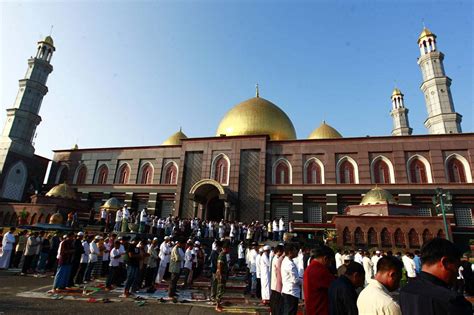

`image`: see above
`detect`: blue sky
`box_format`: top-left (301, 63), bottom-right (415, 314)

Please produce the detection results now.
top-left (1, 0), bottom-right (472, 158)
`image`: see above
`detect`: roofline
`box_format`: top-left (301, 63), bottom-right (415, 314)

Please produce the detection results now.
top-left (52, 132), bottom-right (474, 153)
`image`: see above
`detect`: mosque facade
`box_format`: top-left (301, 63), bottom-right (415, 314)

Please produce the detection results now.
top-left (1, 29), bottom-right (473, 249)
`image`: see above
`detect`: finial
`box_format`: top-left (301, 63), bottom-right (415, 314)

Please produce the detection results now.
top-left (49, 25), bottom-right (54, 36)
top-left (322, 120), bottom-right (326, 124)
top-left (179, 126), bottom-right (182, 132)
top-left (255, 83), bottom-right (259, 98)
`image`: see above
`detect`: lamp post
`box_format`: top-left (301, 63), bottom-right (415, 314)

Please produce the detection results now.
top-left (432, 188), bottom-right (452, 242)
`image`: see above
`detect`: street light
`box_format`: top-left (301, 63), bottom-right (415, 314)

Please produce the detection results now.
top-left (432, 187), bottom-right (452, 242)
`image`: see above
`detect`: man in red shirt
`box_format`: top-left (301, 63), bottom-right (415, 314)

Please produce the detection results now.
top-left (303, 245), bottom-right (336, 315)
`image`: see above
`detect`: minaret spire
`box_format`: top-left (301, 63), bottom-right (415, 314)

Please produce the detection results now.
top-left (390, 87), bottom-right (412, 136)
top-left (255, 83), bottom-right (259, 98)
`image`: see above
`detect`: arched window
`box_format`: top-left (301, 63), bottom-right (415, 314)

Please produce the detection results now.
top-left (368, 228), bottom-right (377, 246)
top-left (140, 164), bottom-right (153, 184)
top-left (117, 164), bottom-right (130, 184)
top-left (45, 214), bottom-right (52, 224)
top-left (304, 159), bottom-right (323, 184)
top-left (273, 159), bottom-right (291, 185)
top-left (372, 157), bottom-right (393, 184)
top-left (354, 227), bottom-right (364, 245)
top-left (213, 155), bottom-right (230, 185)
top-left (408, 229), bottom-right (420, 248)
top-left (381, 228), bottom-right (391, 247)
top-left (437, 229), bottom-right (445, 239)
top-left (1, 161), bottom-right (28, 201)
top-left (343, 227), bottom-right (351, 245)
top-left (10, 213), bottom-right (17, 226)
top-left (337, 157), bottom-right (358, 184)
top-left (394, 228), bottom-right (405, 248)
top-left (75, 165), bottom-right (87, 184)
top-left (163, 162), bottom-right (178, 185)
top-left (57, 166), bottom-right (69, 184)
top-left (408, 156), bottom-right (432, 183)
top-left (447, 157), bottom-right (467, 183)
top-left (422, 229), bottom-right (432, 244)
top-left (96, 165), bottom-right (108, 184)
top-left (30, 213), bottom-right (37, 225)
top-left (38, 213), bottom-right (44, 224)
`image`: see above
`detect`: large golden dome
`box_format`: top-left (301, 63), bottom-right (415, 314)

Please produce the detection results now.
top-left (308, 121), bottom-right (342, 139)
top-left (360, 187), bottom-right (397, 206)
top-left (162, 129), bottom-right (187, 145)
top-left (216, 96), bottom-right (296, 140)
top-left (46, 183), bottom-right (78, 199)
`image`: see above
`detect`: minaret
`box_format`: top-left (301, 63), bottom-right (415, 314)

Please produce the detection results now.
top-left (417, 27), bottom-right (462, 134)
top-left (390, 88), bottom-right (412, 136)
top-left (0, 36), bottom-right (55, 159)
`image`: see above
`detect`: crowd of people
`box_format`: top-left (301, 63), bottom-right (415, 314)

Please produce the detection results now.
top-left (0, 210), bottom-right (473, 314)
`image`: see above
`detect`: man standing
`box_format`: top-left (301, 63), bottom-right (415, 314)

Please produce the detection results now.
top-left (402, 252), bottom-right (417, 283)
top-left (270, 244), bottom-right (285, 315)
top-left (328, 261), bottom-right (365, 315)
top-left (209, 240), bottom-right (222, 304)
top-left (52, 232), bottom-right (75, 292)
top-left (247, 242), bottom-right (258, 297)
top-left (114, 208), bottom-right (123, 232)
top-left (183, 240), bottom-right (194, 289)
top-left (123, 238), bottom-right (142, 298)
top-left (69, 232), bottom-right (84, 287)
top-left (413, 250), bottom-right (421, 276)
top-left (75, 235), bottom-right (90, 284)
top-left (0, 227), bottom-right (16, 269)
top-left (155, 236), bottom-right (171, 283)
top-left (168, 239), bottom-right (185, 299)
top-left (354, 249), bottom-right (363, 265)
top-left (21, 231), bottom-right (39, 275)
top-left (400, 238), bottom-right (471, 315)
top-left (278, 217), bottom-right (285, 241)
top-left (304, 246), bottom-right (336, 315)
top-left (139, 208), bottom-right (147, 233)
top-left (105, 240), bottom-right (122, 290)
top-left (334, 248), bottom-right (343, 270)
top-left (281, 243), bottom-right (300, 315)
top-left (362, 251), bottom-right (374, 285)
top-left (100, 208), bottom-right (107, 226)
top-left (255, 247), bottom-right (262, 299)
top-left (371, 250), bottom-right (381, 275)
top-left (121, 205), bottom-right (130, 233)
top-left (260, 245), bottom-right (271, 305)
top-left (272, 219), bottom-right (279, 241)
top-left (357, 256), bottom-right (403, 315)
top-left (215, 242), bottom-right (230, 312)
top-left (13, 230), bottom-right (27, 268)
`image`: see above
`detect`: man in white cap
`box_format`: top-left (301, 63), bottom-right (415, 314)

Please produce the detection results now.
top-left (0, 227), bottom-right (16, 269)
top-left (84, 235), bottom-right (101, 282)
top-left (260, 245), bottom-right (271, 305)
top-left (155, 236), bottom-right (171, 283)
top-left (372, 250), bottom-right (382, 275)
top-left (139, 208), bottom-right (148, 233)
top-left (114, 208), bottom-right (123, 232)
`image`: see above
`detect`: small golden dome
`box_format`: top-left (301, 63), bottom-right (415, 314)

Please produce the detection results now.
top-left (216, 96), bottom-right (296, 140)
top-left (101, 197), bottom-right (122, 210)
top-left (46, 183), bottom-right (78, 199)
top-left (417, 27), bottom-right (436, 43)
top-left (392, 88), bottom-right (402, 97)
top-left (360, 187), bottom-right (397, 206)
top-left (49, 213), bottom-right (64, 225)
top-left (44, 36), bottom-right (54, 46)
top-left (308, 121), bottom-right (343, 139)
top-left (162, 129), bottom-right (187, 145)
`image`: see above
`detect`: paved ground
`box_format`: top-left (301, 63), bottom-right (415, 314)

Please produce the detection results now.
top-left (0, 269), bottom-right (269, 315)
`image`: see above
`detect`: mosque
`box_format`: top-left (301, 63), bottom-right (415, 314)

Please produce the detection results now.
top-left (0, 28), bottom-right (473, 250)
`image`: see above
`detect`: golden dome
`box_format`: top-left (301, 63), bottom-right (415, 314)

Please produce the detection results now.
top-left (360, 187), bottom-right (397, 206)
top-left (44, 36), bottom-right (54, 46)
top-left (216, 96), bottom-right (296, 140)
top-left (101, 197), bottom-right (122, 210)
top-left (417, 27), bottom-right (436, 43)
top-left (46, 183), bottom-right (78, 199)
top-left (49, 213), bottom-right (64, 225)
top-left (308, 121), bottom-right (342, 139)
top-left (162, 129), bottom-right (187, 145)
top-left (392, 88), bottom-right (402, 97)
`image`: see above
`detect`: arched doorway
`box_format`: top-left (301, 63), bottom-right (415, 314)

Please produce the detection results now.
top-left (189, 179), bottom-right (231, 221)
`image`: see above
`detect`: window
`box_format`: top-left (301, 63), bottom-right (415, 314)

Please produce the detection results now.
top-left (409, 158), bottom-right (428, 183)
top-left (305, 159), bottom-right (322, 184)
top-left (354, 227), bottom-right (364, 245)
top-left (273, 159), bottom-right (291, 184)
top-left (447, 158), bottom-right (467, 183)
top-left (417, 208), bottom-right (432, 217)
top-left (394, 228), bottom-right (405, 247)
top-left (408, 229), bottom-right (420, 248)
top-left (381, 228), bottom-right (391, 247)
top-left (140, 164), bottom-right (153, 184)
top-left (213, 155), bottom-right (229, 185)
top-left (454, 208), bottom-right (473, 227)
top-left (343, 227), bottom-right (351, 245)
top-left (96, 165), bottom-right (108, 184)
top-left (117, 164), bottom-right (130, 184)
top-left (337, 157), bottom-right (358, 184)
top-left (422, 229), bottom-right (433, 244)
top-left (373, 159), bottom-right (391, 184)
top-left (163, 162), bottom-right (178, 185)
top-left (368, 228), bottom-right (377, 246)
top-left (76, 165), bottom-right (87, 184)
top-left (304, 204), bottom-right (322, 223)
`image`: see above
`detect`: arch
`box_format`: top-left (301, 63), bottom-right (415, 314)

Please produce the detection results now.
top-left (422, 229), bottom-right (433, 244)
top-left (55, 164), bottom-right (69, 184)
top-left (336, 156), bottom-right (359, 184)
top-left (30, 213), bottom-right (37, 225)
top-left (162, 161), bottom-right (178, 185)
top-left (367, 227), bottom-right (377, 246)
top-left (211, 154), bottom-right (230, 186)
top-left (371, 155), bottom-right (395, 184)
top-left (272, 158), bottom-right (292, 184)
top-left (437, 229), bottom-right (445, 238)
top-left (95, 164), bottom-right (109, 184)
top-left (304, 157), bottom-right (325, 184)
top-left (38, 213), bottom-right (44, 224)
top-left (10, 212), bottom-right (17, 226)
top-left (394, 228), bottom-right (405, 248)
top-left (189, 178), bottom-right (226, 196)
top-left (445, 154), bottom-right (472, 183)
top-left (342, 227), bottom-right (351, 245)
top-left (381, 228), bottom-right (391, 247)
top-left (354, 227), bottom-right (364, 245)
top-left (74, 164), bottom-right (88, 184)
top-left (139, 163), bottom-right (154, 184)
top-left (408, 229), bottom-right (420, 248)
top-left (45, 213), bottom-right (52, 224)
top-left (116, 163), bottom-right (131, 184)
top-left (407, 155), bottom-right (433, 183)
top-left (1, 161), bottom-right (28, 201)
top-left (3, 212), bottom-right (10, 226)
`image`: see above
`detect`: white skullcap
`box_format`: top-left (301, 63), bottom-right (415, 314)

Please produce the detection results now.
top-left (263, 245), bottom-right (271, 251)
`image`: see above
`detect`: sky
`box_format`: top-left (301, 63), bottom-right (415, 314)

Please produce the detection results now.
top-left (0, 0), bottom-right (472, 159)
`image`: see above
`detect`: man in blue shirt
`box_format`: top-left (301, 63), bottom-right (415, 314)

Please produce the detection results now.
top-left (413, 250), bottom-right (421, 275)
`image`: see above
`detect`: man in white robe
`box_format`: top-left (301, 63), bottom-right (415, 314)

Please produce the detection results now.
top-left (260, 245), bottom-right (271, 304)
top-left (0, 227), bottom-right (16, 269)
top-left (155, 236), bottom-right (171, 283)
